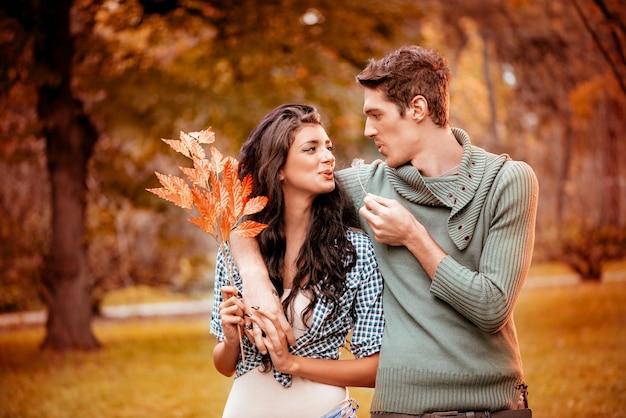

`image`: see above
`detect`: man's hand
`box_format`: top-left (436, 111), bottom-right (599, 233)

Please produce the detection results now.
top-left (251, 309), bottom-right (296, 374)
top-left (360, 193), bottom-right (446, 279)
top-left (242, 285), bottom-right (295, 352)
top-left (360, 193), bottom-right (419, 246)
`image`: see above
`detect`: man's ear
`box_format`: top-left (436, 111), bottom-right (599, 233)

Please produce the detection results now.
top-left (410, 95), bottom-right (428, 122)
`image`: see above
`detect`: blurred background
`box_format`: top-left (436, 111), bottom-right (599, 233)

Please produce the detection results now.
top-left (0, 0), bottom-right (626, 418)
top-left (0, 0), bottom-right (625, 412)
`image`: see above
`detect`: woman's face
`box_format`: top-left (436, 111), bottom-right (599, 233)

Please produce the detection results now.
top-left (279, 124), bottom-right (336, 200)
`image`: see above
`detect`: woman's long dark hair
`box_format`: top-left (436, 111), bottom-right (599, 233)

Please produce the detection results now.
top-left (239, 104), bottom-right (359, 332)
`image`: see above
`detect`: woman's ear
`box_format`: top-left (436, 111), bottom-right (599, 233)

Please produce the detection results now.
top-left (278, 168), bottom-right (285, 181)
top-left (410, 95), bottom-right (428, 122)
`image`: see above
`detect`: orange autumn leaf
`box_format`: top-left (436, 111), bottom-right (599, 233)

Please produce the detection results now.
top-left (220, 206), bottom-right (233, 242)
top-left (241, 173), bottom-right (253, 201)
top-left (147, 172), bottom-right (193, 209)
top-left (243, 196), bottom-right (268, 216)
top-left (188, 216), bottom-right (216, 235)
top-left (191, 186), bottom-right (218, 227)
top-left (179, 131), bottom-right (207, 159)
top-left (223, 159), bottom-right (243, 218)
top-left (161, 137), bottom-right (191, 158)
top-left (233, 220), bottom-right (270, 238)
top-left (188, 128), bottom-right (215, 144)
top-left (209, 145), bottom-right (225, 174)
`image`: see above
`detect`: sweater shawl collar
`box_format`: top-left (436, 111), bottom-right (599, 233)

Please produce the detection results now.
top-left (384, 128), bottom-right (508, 250)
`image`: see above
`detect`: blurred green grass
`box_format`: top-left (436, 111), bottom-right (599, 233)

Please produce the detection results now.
top-left (1, 280), bottom-right (625, 418)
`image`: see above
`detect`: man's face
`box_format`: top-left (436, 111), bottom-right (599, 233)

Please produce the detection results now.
top-left (362, 88), bottom-right (417, 168)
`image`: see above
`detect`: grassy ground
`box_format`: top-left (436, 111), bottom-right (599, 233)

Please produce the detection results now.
top-left (1, 280), bottom-right (625, 418)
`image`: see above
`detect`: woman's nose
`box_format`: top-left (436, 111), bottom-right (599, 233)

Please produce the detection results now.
top-left (321, 147), bottom-right (335, 163)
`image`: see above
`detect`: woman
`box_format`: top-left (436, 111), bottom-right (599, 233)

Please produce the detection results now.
top-left (210, 104), bottom-right (384, 418)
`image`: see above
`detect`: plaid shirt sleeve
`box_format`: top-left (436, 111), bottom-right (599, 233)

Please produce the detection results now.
top-left (210, 248), bottom-right (229, 342)
top-left (344, 229), bottom-right (385, 358)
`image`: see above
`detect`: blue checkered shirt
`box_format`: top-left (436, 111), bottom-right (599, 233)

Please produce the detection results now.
top-left (210, 228), bottom-right (385, 388)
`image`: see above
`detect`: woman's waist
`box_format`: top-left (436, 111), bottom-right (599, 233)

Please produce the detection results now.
top-left (224, 368), bottom-right (347, 417)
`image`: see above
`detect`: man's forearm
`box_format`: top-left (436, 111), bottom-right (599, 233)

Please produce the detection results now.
top-left (229, 233), bottom-right (271, 291)
top-left (404, 219), bottom-right (446, 280)
top-left (229, 233), bottom-right (296, 347)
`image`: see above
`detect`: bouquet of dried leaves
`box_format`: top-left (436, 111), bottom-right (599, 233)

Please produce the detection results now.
top-left (147, 128), bottom-right (268, 362)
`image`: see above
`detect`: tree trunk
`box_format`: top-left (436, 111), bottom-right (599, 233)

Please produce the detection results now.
top-left (35, 0), bottom-right (100, 350)
top-left (602, 97), bottom-right (621, 227)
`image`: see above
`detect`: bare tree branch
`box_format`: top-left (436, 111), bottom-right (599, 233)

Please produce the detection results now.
top-left (571, 0), bottom-right (626, 97)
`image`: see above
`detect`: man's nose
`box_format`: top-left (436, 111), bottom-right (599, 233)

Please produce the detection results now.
top-left (364, 119), bottom-right (377, 138)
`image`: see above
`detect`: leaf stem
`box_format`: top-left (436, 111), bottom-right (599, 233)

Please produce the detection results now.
top-left (219, 243), bottom-right (246, 366)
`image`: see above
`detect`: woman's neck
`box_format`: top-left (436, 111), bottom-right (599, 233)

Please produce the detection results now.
top-left (281, 196), bottom-right (312, 288)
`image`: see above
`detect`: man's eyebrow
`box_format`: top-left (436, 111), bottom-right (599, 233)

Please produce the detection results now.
top-left (364, 107), bottom-right (379, 115)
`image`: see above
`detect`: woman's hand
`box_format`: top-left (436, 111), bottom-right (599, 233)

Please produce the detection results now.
top-left (219, 286), bottom-right (245, 348)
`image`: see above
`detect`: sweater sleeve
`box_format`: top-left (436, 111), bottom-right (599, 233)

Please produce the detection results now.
top-left (430, 161), bottom-right (539, 333)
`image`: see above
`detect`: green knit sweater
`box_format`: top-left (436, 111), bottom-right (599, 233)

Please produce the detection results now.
top-left (337, 128), bottom-right (539, 414)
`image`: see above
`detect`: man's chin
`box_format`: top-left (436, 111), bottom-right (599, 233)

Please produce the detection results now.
top-left (384, 157), bottom-right (399, 168)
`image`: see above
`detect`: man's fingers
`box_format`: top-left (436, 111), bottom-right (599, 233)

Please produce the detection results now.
top-left (278, 316), bottom-right (296, 346)
top-left (251, 315), bottom-right (284, 356)
top-left (269, 290), bottom-right (296, 345)
top-left (250, 323), bottom-right (267, 353)
top-left (257, 289), bottom-right (296, 346)
top-left (251, 309), bottom-right (295, 349)
top-left (363, 193), bottom-right (391, 210)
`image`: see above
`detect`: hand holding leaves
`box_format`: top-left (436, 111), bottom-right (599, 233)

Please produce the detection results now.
top-left (147, 128), bottom-right (268, 364)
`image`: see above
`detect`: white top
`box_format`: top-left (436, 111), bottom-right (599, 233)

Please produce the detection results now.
top-left (221, 290), bottom-right (347, 418)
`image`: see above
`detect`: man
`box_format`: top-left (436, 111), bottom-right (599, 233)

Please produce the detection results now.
top-left (232, 46), bottom-right (538, 417)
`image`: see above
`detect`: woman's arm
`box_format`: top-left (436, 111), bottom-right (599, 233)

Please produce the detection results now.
top-left (212, 286), bottom-right (245, 377)
top-left (276, 353), bottom-right (379, 388)
top-left (252, 309), bottom-right (379, 387)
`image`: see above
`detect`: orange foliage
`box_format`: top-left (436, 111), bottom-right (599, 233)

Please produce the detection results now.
top-left (147, 127), bottom-right (268, 363)
top-left (147, 128), bottom-right (268, 244)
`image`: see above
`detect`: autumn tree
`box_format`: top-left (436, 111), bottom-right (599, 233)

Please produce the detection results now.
top-left (0, 0), bottom-right (426, 350)
top-left (0, 0), bottom-right (101, 349)
top-left (4, 0), bottom-right (623, 353)
top-left (432, 0), bottom-right (626, 280)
